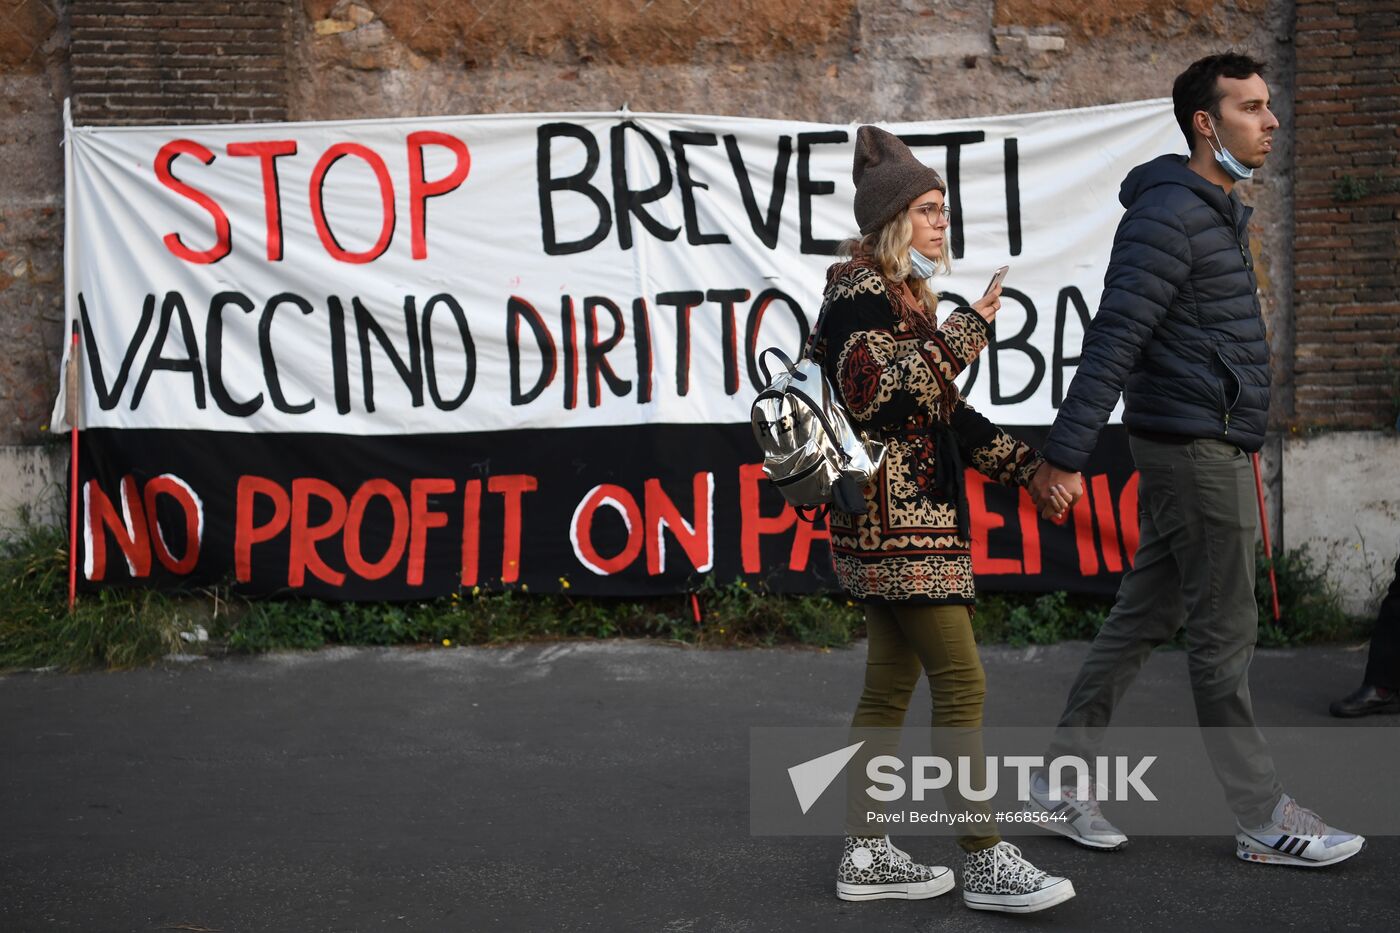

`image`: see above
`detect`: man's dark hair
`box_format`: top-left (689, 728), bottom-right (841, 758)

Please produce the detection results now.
top-left (1172, 52), bottom-right (1268, 148)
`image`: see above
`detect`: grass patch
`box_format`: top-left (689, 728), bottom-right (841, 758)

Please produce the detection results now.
top-left (1255, 543), bottom-right (1359, 647)
top-left (223, 578), bottom-right (868, 654)
top-left (974, 591), bottom-right (1111, 647)
top-left (0, 523), bottom-right (1367, 672)
top-left (0, 525), bottom-right (186, 671)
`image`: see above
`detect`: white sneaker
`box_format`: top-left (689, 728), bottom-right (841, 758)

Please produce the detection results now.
top-left (1236, 794), bottom-right (1365, 868)
top-left (836, 835), bottom-right (955, 901)
top-left (1025, 771), bottom-right (1128, 851)
top-left (962, 841), bottom-right (1075, 913)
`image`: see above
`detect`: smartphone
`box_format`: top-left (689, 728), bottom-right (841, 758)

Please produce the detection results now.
top-left (983, 265), bottom-right (1010, 296)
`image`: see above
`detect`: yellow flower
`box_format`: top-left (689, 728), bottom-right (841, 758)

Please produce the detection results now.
top-left (472, 586), bottom-right (481, 596)
top-left (521, 583), bottom-right (529, 592)
top-left (559, 576), bottom-right (571, 590)
top-left (442, 639), bottom-right (452, 647)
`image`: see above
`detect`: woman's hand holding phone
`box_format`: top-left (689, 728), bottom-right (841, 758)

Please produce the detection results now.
top-left (970, 265), bottom-right (1009, 323)
top-left (971, 284), bottom-right (1002, 323)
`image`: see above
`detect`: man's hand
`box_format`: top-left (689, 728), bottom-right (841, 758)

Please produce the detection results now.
top-left (1030, 462), bottom-right (1084, 521)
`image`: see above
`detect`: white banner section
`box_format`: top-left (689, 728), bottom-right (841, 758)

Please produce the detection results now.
top-left (53, 100), bottom-right (1178, 435)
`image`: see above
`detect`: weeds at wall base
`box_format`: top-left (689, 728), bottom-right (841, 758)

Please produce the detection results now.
top-left (0, 525), bottom-right (1367, 672)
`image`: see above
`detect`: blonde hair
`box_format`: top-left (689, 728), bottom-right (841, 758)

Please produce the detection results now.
top-left (839, 209), bottom-right (952, 315)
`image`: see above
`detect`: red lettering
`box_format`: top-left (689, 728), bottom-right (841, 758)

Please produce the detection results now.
top-left (227, 140), bottom-right (298, 261)
top-left (156, 140), bottom-right (231, 264)
top-left (406, 131), bottom-right (471, 260)
top-left (1119, 472), bottom-right (1141, 566)
top-left (488, 475), bottom-right (537, 584)
top-left (84, 476), bottom-right (151, 581)
top-left (142, 474), bottom-right (202, 575)
top-left (407, 478), bottom-right (455, 586)
top-left (644, 472), bottom-right (714, 575)
top-left (572, 484), bottom-right (643, 575)
top-left (738, 462), bottom-right (795, 573)
top-left (789, 513), bottom-right (829, 572)
top-left (289, 478), bottom-right (348, 587)
top-left (343, 479), bottom-right (409, 581)
top-left (461, 478), bottom-right (482, 587)
top-left (1090, 473), bottom-right (1123, 573)
top-left (235, 476), bottom-right (290, 583)
top-left (966, 472), bottom-right (1021, 575)
top-left (1070, 488), bottom-right (1098, 576)
top-left (1016, 486), bottom-right (1043, 575)
top-left (309, 143), bottom-right (395, 264)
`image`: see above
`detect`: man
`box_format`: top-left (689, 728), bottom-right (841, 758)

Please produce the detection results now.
top-left (1330, 549), bottom-right (1400, 717)
top-left (1023, 52), bottom-right (1364, 867)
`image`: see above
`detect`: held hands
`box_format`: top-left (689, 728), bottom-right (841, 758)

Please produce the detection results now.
top-left (1030, 462), bottom-right (1084, 521)
top-left (970, 284), bottom-right (1002, 323)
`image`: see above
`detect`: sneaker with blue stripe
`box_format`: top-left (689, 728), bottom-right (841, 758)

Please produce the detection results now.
top-left (1236, 794), bottom-right (1365, 868)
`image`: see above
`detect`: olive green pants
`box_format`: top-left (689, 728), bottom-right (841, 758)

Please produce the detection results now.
top-left (845, 602), bottom-right (1000, 852)
top-left (1045, 435), bottom-right (1283, 826)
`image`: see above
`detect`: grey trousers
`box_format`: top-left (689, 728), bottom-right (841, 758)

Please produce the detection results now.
top-left (1045, 435), bottom-right (1284, 828)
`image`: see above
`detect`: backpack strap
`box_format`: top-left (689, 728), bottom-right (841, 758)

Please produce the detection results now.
top-left (784, 384), bottom-right (854, 468)
top-left (757, 347), bottom-right (797, 385)
top-left (802, 299), bottom-right (832, 361)
top-left (806, 262), bottom-right (882, 359)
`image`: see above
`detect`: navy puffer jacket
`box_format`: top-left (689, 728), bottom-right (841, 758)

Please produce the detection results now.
top-left (1040, 154), bottom-right (1270, 472)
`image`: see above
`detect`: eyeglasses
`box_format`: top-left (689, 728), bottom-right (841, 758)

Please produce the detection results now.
top-left (911, 203), bottom-right (951, 225)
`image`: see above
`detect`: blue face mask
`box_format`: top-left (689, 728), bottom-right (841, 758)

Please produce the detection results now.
top-left (1206, 114), bottom-right (1253, 181)
top-left (908, 247), bottom-right (938, 280)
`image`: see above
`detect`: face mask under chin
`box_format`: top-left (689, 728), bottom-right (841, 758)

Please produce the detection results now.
top-left (907, 247), bottom-right (938, 279)
top-left (1206, 114), bottom-right (1254, 181)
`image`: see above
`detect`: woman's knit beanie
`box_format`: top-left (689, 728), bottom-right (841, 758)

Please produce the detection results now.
top-left (852, 125), bottom-right (945, 236)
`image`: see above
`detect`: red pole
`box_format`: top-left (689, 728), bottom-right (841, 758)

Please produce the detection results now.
top-left (1251, 452), bottom-right (1281, 623)
top-left (67, 323), bottom-right (80, 613)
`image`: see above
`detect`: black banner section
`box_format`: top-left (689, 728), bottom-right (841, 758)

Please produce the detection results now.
top-left (74, 425), bottom-right (1137, 600)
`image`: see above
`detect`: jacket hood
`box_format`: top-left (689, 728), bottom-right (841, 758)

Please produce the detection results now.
top-left (1119, 154), bottom-right (1247, 229)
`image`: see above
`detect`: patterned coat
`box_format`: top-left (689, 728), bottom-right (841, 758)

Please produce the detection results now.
top-left (813, 257), bottom-right (1045, 605)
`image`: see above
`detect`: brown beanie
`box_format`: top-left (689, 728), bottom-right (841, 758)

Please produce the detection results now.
top-left (852, 125), bottom-right (945, 236)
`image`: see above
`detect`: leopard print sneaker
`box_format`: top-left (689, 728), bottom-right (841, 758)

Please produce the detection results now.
top-left (962, 841), bottom-right (1075, 913)
top-left (836, 835), bottom-right (955, 901)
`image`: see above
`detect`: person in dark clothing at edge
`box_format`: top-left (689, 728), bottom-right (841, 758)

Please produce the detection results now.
top-left (1330, 549), bottom-right (1400, 717)
top-left (1020, 52), bottom-right (1365, 867)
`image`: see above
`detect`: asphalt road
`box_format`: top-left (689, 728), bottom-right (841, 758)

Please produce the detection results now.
top-left (2, 638), bottom-right (1395, 932)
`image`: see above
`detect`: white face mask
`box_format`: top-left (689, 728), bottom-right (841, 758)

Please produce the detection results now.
top-left (1205, 114), bottom-right (1254, 181)
top-left (908, 247), bottom-right (938, 279)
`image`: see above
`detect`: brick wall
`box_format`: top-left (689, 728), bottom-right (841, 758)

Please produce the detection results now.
top-left (0, 0), bottom-right (1302, 448)
top-left (70, 0), bottom-right (290, 125)
top-left (1292, 0), bottom-right (1400, 429)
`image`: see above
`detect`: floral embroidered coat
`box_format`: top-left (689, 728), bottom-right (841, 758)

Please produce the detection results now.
top-left (813, 257), bottom-right (1045, 605)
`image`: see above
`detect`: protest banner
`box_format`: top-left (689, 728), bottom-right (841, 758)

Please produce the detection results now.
top-left (53, 100), bottom-right (1177, 597)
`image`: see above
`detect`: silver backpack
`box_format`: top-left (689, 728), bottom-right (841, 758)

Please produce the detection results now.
top-left (750, 325), bottom-right (887, 521)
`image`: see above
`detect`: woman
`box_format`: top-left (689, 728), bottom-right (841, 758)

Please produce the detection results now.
top-left (818, 126), bottom-right (1074, 913)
